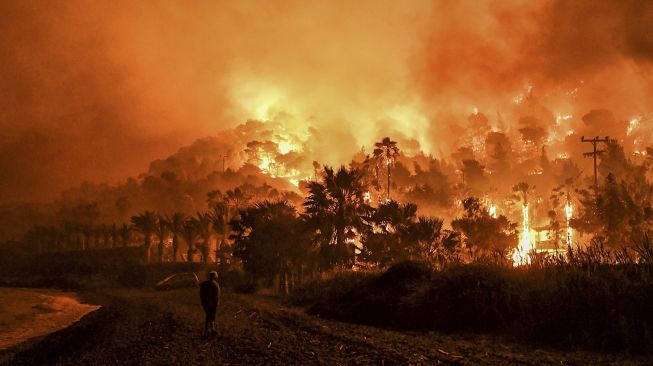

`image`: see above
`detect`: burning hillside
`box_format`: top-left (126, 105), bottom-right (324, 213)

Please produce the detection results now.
top-left (0, 0), bottom-right (652, 264)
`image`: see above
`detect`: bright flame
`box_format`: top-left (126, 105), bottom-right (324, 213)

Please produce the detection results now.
top-left (627, 116), bottom-right (641, 136)
top-left (555, 114), bottom-right (573, 125)
top-left (512, 204), bottom-right (533, 266)
top-left (489, 204), bottom-right (497, 218)
top-left (258, 155), bottom-right (275, 173)
top-left (278, 140), bottom-right (295, 154)
top-left (565, 201), bottom-right (573, 246)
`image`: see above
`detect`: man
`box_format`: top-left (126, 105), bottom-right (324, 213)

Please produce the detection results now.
top-left (199, 270), bottom-right (221, 337)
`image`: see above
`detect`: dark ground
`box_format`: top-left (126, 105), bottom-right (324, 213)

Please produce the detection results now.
top-left (1, 288), bottom-right (651, 366)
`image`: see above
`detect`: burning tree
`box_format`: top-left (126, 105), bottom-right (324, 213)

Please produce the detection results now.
top-left (451, 197), bottom-right (518, 259)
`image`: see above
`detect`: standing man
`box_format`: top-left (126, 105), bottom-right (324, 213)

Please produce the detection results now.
top-left (199, 271), bottom-right (221, 337)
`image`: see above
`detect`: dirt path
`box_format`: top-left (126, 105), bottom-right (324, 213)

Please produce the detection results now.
top-left (2, 288), bottom-right (650, 365)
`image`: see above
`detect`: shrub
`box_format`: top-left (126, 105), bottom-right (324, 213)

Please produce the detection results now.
top-left (298, 260), bottom-right (653, 353)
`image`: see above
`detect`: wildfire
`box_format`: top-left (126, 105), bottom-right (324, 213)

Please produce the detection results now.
top-left (277, 140), bottom-right (296, 154)
top-left (488, 204), bottom-right (497, 218)
top-left (250, 137), bottom-right (306, 188)
top-left (512, 204), bottom-right (533, 266)
top-left (258, 155), bottom-right (276, 173)
top-left (565, 201), bottom-right (573, 246)
top-left (627, 116), bottom-right (641, 136)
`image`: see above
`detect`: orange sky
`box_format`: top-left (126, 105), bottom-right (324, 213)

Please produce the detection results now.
top-left (1, 0), bottom-right (651, 203)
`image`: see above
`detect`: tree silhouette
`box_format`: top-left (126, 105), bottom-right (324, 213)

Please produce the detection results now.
top-left (130, 211), bottom-right (157, 263)
top-left (153, 214), bottom-right (170, 262)
top-left (303, 166), bottom-right (372, 270)
top-left (195, 212), bottom-right (213, 263)
top-left (181, 218), bottom-right (200, 262)
top-left (373, 137), bottom-right (400, 200)
top-left (211, 202), bottom-right (232, 264)
top-left (412, 216), bottom-right (445, 266)
top-left (231, 200), bottom-right (309, 292)
top-left (164, 212), bottom-right (186, 262)
top-left (451, 197), bottom-right (518, 257)
top-left (119, 223), bottom-right (132, 247)
top-left (362, 200), bottom-right (418, 266)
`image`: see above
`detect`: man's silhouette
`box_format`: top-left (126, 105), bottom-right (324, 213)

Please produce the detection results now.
top-left (199, 271), bottom-right (221, 337)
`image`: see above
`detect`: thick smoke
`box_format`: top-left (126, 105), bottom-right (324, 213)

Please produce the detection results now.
top-left (1, 0), bottom-right (651, 206)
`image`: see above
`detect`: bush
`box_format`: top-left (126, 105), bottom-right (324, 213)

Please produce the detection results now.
top-left (298, 261), bottom-right (653, 353)
top-left (288, 270), bottom-right (376, 307)
top-left (304, 261), bottom-right (431, 327)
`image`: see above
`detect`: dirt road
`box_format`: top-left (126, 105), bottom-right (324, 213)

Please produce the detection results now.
top-left (2, 288), bottom-right (650, 365)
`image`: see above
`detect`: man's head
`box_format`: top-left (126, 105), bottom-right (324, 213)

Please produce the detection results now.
top-left (208, 271), bottom-right (218, 281)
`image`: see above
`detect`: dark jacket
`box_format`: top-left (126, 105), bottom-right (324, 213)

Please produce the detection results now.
top-left (199, 279), bottom-right (220, 309)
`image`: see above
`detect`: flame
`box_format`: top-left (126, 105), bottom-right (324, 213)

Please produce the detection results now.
top-left (278, 140), bottom-right (296, 154)
top-left (258, 155), bottom-right (276, 173)
top-left (627, 116), bottom-right (641, 136)
top-left (489, 204), bottom-right (497, 218)
top-left (512, 204), bottom-right (533, 266)
top-left (555, 114), bottom-right (573, 125)
top-left (565, 201), bottom-right (573, 246)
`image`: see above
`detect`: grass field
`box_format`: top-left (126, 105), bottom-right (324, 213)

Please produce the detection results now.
top-left (1, 287), bottom-right (651, 365)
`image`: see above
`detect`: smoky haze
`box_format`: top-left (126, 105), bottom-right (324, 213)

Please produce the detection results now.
top-left (1, 0), bottom-right (651, 204)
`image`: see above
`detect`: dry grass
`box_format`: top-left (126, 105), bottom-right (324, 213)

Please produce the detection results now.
top-left (2, 288), bottom-right (651, 365)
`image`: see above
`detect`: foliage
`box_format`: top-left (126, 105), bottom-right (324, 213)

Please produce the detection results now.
top-left (299, 246), bottom-right (653, 353)
top-left (303, 166), bottom-right (372, 270)
top-left (373, 137), bottom-right (400, 200)
top-left (130, 211), bottom-right (157, 262)
top-left (451, 197), bottom-right (517, 255)
top-left (231, 200), bottom-right (311, 289)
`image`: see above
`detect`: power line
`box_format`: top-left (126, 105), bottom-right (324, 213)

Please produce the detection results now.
top-left (580, 136), bottom-right (609, 187)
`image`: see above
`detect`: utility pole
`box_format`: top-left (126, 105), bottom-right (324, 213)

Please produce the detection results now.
top-left (222, 153), bottom-right (228, 173)
top-left (581, 136), bottom-right (609, 186)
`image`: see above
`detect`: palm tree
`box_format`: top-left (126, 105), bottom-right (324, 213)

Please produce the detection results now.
top-left (131, 211), bottom-right (157, 263)
top-left (412, 216), bottom-right (444, 266)
top-left (110, 223), bottom-right (118, 249)
top-left (303, 166), bottom-right (372, 269)
top-left (368, 200), bottom-right (418, 264)
top-left (211, 202), bottom-right (231, 264)
top-left (231, 200), bottom-right (309, 293)
top-left (225, 187), bottom-right (252, 209)
top-left (119, 223), bottom-right (132, 247)
top-left (181, 218), bottom-right (200, 262)
top-left (195, 212), bottom-right (213, 263)
top-left (373, 137), bottom-right (400, 200)
top-left (153, 215), bottom-right (170, 262)
top-left (164, 213), bottom-right (186, 262)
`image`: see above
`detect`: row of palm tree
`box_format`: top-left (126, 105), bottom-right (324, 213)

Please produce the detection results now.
top-left (129, 203), bottom-right (243, 264)
top-left (21, 164), bottom-right (463, 271)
